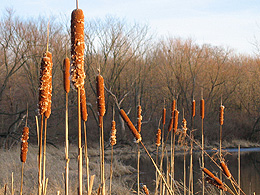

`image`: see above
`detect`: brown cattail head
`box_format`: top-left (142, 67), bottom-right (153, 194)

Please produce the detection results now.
top-left (39, 51), bottom-right (53, 116)
top-left (137, 105), bottom-right (142, 133)
top-left (202, 167), bottom-right (223, 186)
top-left (167, 117), bottom-right (174, 132)
top-left (156, 128), bottom-right (161, 147)
top-left (219, 105), bottom-right (225, 125)
top-left (220, 161), bottom-right (231, 179)
top-left (64, 57), bottom-right (70, 93)
top-left (96, 74), bottom-right (106, 117)
top-left (173, 110), bottom-right (179, 133)
top-left (200, 99), bottom-right (205, 119)
top-left (162, 108), bottom-right (166, 125)
top-left (142, 185), bottom-right (149, 195)
top-left (192, 100), bottom-right (195, 117)
top-left (110, 120), bottom-right (117, 146)
top-left (21, 126), bottom-right (29, 163)
top-left (80, 87), bottom-right (88, 121)
top-left (171, 99), bottom-right (176, 117)
top-left (120, 109), bottom-right (142, 143)
top-left (71, 9), bottom-right (85, 89)
top-left (205, 177), bottom-right (227, 191)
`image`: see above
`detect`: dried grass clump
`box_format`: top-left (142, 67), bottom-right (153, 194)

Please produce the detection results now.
top-left (71, 9), bottom-right (85, 89)
top-left (21, 127), bottom-right (29, 163)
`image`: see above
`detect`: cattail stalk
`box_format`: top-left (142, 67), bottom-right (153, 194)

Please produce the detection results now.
top-left (109, 120), bottom-right (116, 195)
top-left (238, 145), bottom-right (241, 195)
top-left (38, 115), bottom-right (43, 195)
top-left (200, 93), bottom-right (205, 195)
top-left (137, 105), bottom-right (142, 195)
top-left (170, 99), bottom-right (175, 192)
top-left (219, 102), bottom-right (224, 195)
top-left (20, 126), bottom-right (29, 195)
top-left (155, 128), bottom-right (161, 195)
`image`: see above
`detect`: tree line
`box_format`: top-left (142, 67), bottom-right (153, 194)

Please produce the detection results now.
top-left (0, 9), bottom-right (260, 148)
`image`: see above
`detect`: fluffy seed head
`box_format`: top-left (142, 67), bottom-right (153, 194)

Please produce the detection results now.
top-left (110, 120), bottom-right (117, 146)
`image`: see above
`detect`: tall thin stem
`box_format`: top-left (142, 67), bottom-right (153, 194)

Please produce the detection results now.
top-left (238, 145), bottom-right (240, 195)
top-left (84, 121), bottom-right (89, 192)
top-left (20, 163), bottom-right (24, 195)
top-left (109, 146), bottom-right (114, 195)
top-left (78, 88), bottom-right (83, 195)
top-left (38, 115), bottom-right (44, 195)
top-left (137, 143), bottom-right (140, 195)
top-left (42, 118), bottom-right (48, 193)
top-left (65, 92), bottom-right (69, 195)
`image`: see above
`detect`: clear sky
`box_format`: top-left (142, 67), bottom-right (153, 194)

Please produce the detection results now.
top-left (2, 0), bottom-right (260, 55)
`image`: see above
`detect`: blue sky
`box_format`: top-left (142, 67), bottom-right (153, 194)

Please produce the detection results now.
top-left (2, 0), bottom-right (260, 55)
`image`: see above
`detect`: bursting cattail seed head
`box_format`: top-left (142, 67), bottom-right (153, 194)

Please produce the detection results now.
top-left (162, 108), bottom-right (166, 125)
top-left (137, 105), bottom-right (142, 133)
top-left (80, 87), bottom-right (88, 122)
top-left (192, 100), bottom-right (195, 117)
top-left (71, 9), bottom-right (85, 89)
top-left (219, 105), bottom-right (225, 125)
top-left (63, 57), bottom-right (70, 93)
top-left (120, 109), bottom-right (142, 143)
top-left (200, 99), bottom-right (205, 119)
top-left (156, 128), bottom-right (161, 147)
top-left (110, 120), bottom-right (117, 146)
top-left (96, 74), bottom-right (106, 117)
top-left (39, 51), bottom-right (53, 116)
top-left (21, 126), bottom-right (29, 163)
top-left (142, 185), bottom-right (149, 195)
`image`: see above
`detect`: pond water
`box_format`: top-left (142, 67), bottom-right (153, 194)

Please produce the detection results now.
top-left (123, 147), bottom-right (260, 194)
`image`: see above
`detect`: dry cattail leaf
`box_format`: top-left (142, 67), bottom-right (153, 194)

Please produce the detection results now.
top-left (173, 110), bottom-right (179, 133)
top-left (142, 185), bottom-right (149, 195)
top-left (200, 99), bottom-right (205, 119)
top-left (162, 108), bottom-right (166, 125)
top-left (120, 109), bottom-right (142, 143)
top-left (110, 120), bottom-right (117, 146)
top-left (80, 87), bottom-right (88, 122)
top-left (137, 105), bottom-right (142, 133)
top-left (156, 128), bottom-right (161, 147)
top-left (63, 57), bottom-right (70, 93)
top-left (21, 127), bottom-right (29, 163)
top-left (71, 9), bottom-right (85, 89)
top-left (39, 54), bottom-right (52, 115)
top-left (219, 105), bottom-right (225, 125)
top-left (96, 74), bottom-right (106, 117)
top-left (220, 161), bottom-right (231, 179)
top-left (192, 100), bottom-right (195, 117)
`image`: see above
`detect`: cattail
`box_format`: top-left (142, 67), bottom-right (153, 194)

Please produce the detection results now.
top-left (205, 177), bottom-right (227, 191)
top-left (192, 100), bottom-right (195, 117)
top-left (71, 8), bottom-right (85, 89)
top-left (202, 168), bottom-right (223, 186)
top-left (162, 108), bottom-right (166, 125)
top-left (142, 185), bottom-right (149, 195)
top-left (96, 74), bottom-right (106, 117)
top-left (173, 110), bottom-right (179, 133)
top-left (64, 57), bottom-right (70, 93)
top-left (200, 99), bottom-right (205, 119)
top-left (80, 87), bottom-right (88, 122)
top-left (156, 128), bottom-right (161, 147)
top-left (44, 51), bottom-right (53, 119)
top-left (137, 105), bottom-right (142, 133)
top-left (167, 117), bottom-right (174, 132)
top-left (39, 51), bottom-right (53, 115)
top-left (220, 161), bottom-right (231, 179)
top-left (110, 120), bottom-right (117, 146)
top-left (120, 109), bottom-right (142, 143)
top-left (171, 100), bottom-right (176, 117)
top-left (21, 127), bottom-right (29, 163)
top-left (219, 105), bottom-right (224, 125)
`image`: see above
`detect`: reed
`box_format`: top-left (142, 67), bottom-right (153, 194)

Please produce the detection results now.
top-left (189, 99), bottom-right (195, 195)
top-left (200, 92), bottom-right (205, 195)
